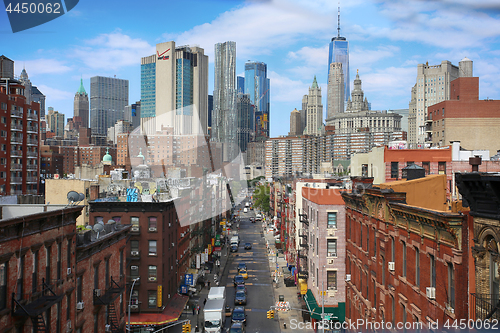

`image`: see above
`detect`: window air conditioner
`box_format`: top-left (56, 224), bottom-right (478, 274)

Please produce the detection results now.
top-left (131, 251), bottom-right (139, 256)
top-left (130, 304), bottom-right (139, 310)
top-left (131, 266), bottom-right (138, 270)
top-left (426, 287), bottom-right (436, 299)
top-left (131, 226), bottom-right (139, 232)
top-left (388, 262), bottom-right (395, 271)
top-left (149, 276), bottom-right (157, 282)
top-left (346, 274), bottom-right (351, 282)
top-left (149, 227), bottom-right (157, 232)
top-left (95, 289), bottom-right (102, 297)
top-left (67, 268), bottom-right (71, 275)
top-left (105, 324), bottom-right (111, 332)
top-left (76, 301), bottom-right (84, 310)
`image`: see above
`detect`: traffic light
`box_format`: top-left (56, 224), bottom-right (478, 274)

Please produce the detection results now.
top-left (182, 322), bottom-right (191, 333)
top-left (267, 310), bottom-right (274, 319)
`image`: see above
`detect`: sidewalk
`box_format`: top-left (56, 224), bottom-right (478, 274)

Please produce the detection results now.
top-left (263, 224), bottom-right (314, 333)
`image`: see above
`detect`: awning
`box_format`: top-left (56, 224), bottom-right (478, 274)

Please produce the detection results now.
top-left (303, 289), bottom-right (345, 322)
top-left (129, 294), bottom-right (188, 326)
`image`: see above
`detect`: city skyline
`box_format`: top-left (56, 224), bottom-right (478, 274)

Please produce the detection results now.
top-left (2, 0), bottom-right (500, 137)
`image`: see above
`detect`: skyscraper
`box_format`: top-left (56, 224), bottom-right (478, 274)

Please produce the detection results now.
top-left (327, 6), bottom-right (349, 112)
top-left (326, 62), bottom-right (344, 121)
top-left (303, 76), bottom-right (323, 136)
top-left (90, 76), bottom-right (129, 136)
top-left (244, 61), bottom-right (270, 139)
top-left (74, 78), bottom-right (89, 129)
top-left (289, 108), bottom-right (301, 136)
top-left (140, 42), bottom-right (208, 136)
top-left (213, 41), bottom-right (237, 161)
top-left (407, 59), bottom-right (472, 148)
top-left (18, 66), bottom-right (46, 119)
top-left (236, 93), bottom-right (255, 153)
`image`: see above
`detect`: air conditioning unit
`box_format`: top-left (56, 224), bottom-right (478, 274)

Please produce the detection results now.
top-left (149, 276), bottom-right (157, 282)
top-left (131, 251), bottom-right (139, 256)
top-left (67, 268), bottom-right (71, 275)
top-left (328, 259), bottom-right (334, 264)
top-left (105, 324), bottom-right (111, 332)
top-left (388, 262), bottom-right (395, 271)
top-left (328, 252), bottom-right (336, 258)
top-left (95, 289), bottom-right (102, 297)
top-left (131, 266), bottom-right (139, 270)
top-left (130, 304), bottom-right (139, 310)
top-left (346, 274), bottom-right (351, 282)
top-left (171, 266), bottom-right (173, 270)
top-left (327, 229), bottom-right (335, 236)
top-left (131, 226), bottom-right (139, 232)
top-left (426, 287), bottom-right (436, 299)
top-left (169, 223), bottom-right (171, 227)
top-left (66, 321), bottom-right (71, 332)
top-left (149, 227), bottom-right (157, 232)
top-left (76, 301), bottom-right (84, 310)
top-left (172, 243), bottom-right (175, 247)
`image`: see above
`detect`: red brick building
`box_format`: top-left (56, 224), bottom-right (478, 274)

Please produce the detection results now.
top-left (342, 175), bottom-right (470, 331)
top-left (40, 145), bottom-right (63, 179)
top-left (88, 201), bottom-right (191, 329)
top-left (426, 76), bottom-right (500, 156)
top-left (0, 75), bottom-right (40, 195)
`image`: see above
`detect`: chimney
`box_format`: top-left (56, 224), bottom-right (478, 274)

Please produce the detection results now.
top-left (469, 155), bottom-right (482, 172)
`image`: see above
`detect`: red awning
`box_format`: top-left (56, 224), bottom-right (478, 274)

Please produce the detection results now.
top-left (130, 294), bottom-right (188, 326)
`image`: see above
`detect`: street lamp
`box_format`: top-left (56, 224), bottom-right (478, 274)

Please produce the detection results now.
top-left (128, 277), bottom-right (140, 332)
top-left (322, 265), bottom-right (325, 333)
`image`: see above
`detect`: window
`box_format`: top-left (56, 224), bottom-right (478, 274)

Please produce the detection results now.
top-left (148, 217), bottom-right (157, 230)
top-left (402, 304), bottom-right (407, 333)
top-left (438, 162), bottom-right (446, 175)
top-left (94, 264), bottom-right (99, 289)
top-left (148, 291), bottom-right (157, 308)
top-left (57, 242), bottom-right (62, 280)
top-left (327, 212), bottom-right (337, 229)
top-left (66, 294), bottom-right (71, 320)
top-left (46, 246), bottom-right (51, 282)
top-left (391, 162), bottom-right (399, 179)
top-left (402, 241), bottom-right (406, 277)
top-left (0, 263), bottom-right (6, 310)
top-left (149, 240), bottom-right (157, 256)
top-left (131, 217), bottom-right (139, 227)
top-left (327, 239), bottom-right (337, 257)
top-left (448, 263), bottom-right (455, 309)
top-left (362, 164), bottom-right (368, 177)
top-left (360, 224), bottom-right (363, 249)
top-left (77, 275), bottom-right (83, 302)
top-left (327, 271), bottom-right (337, 290)
top-left (112, 216), bottom-right (121, 224)
top-left (131, 240), bottom-right (139, 251)
top-left (415, 248), bottom-right (420, 287)
top-left (367, 227), bottom-right (370, 254)
top-left (105, 259), bottom-right (110, 288)
top-left (391, 237), bottom-right (395, 262)
top-left (32, 250), bottom-right (39, 293)
top-left (67, 239), bottom-right (71, 275)
top-left (391, 294), bottom-right (395, 326)
top-left (131, 290), bottom-right (138, 305)
top-left (373, 279), bottom-right (377, 307)
top-left (148, 265), bottom-right (157, 280)
top-left (422, 162), bottom-right (430, 175)
top-left (120, 250), bottom-right (124, 277)
top-left (94, 216), bottom-right (104, 224)
top-left (374, 232), bottom-right (377, 258)
top-left (430, 255), bottom-right (436, 288)
top-left (382, 255), bottom-right (386, 287)
top-left (130, 265), bottom-right (139, 278)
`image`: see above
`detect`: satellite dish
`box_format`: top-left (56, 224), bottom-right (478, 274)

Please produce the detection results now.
top-left (93, 223), bottom-right (104, 232)
top-left (67, 191), bottom-right (80, 203)
top-left (78, 193), bottom-right (85, 201)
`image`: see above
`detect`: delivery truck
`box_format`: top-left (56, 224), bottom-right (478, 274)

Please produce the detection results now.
top-left (203, 298), bottom-right (225, 333)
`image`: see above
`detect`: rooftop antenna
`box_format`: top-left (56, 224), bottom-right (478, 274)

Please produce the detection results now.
top-left (337, 2), bottom-right (341, 38)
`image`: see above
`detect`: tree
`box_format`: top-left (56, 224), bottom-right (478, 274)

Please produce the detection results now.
top-left (253, 184), bottom-right (270, 213)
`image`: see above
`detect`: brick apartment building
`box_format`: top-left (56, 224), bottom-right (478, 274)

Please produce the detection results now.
top-left (426, 76), bottom-right (500, 156)
top-left (300, 185), bottom-right (346, 325)
top-left (88, 201), bottom-right (194, 329)
top-left (0, 72), bottom-right (40, 195)
top-left (0, 205), bottom-right (129, 333)
top-left (342, 175), bottom-right (470, 331)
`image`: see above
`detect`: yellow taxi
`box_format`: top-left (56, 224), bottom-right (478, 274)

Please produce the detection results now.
top-left (239, 269), bottom-right (248, 279)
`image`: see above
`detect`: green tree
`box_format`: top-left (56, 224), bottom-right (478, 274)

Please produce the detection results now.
top-left (253, 184), bottom-right (270, 213)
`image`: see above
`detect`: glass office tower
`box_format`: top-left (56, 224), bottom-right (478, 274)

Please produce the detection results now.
top-left (244, 61), bottom-right (269, 139)
top-left (328, 37), bottom-right (349, 109)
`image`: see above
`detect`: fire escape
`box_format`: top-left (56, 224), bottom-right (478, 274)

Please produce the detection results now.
top-left (12, 278), bottom-right (64, 333)
top-left (93, 276), bottom-right (125, 333)
top-left (298, 212), bottom-right (309, 280)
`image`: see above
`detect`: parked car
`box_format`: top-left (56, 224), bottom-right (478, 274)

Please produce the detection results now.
top-left (231, 306), bottom-right (247, 325)
top-left (229, 322), bottom-right (246, 333)
top-left (237, 263), bottom-right (247, 271)
top-left (239, 269), bottom-right (248, 279)
top-left (233, 275), bottom-right (245, 286)
top-left (244, 243), bottom-right (252, 250)
top-left (234, 290), bottom-right (247, 305)
top-left (235, 284), bottom-right (247, 294)
top-left (231, 244), bottom-right (238, 252)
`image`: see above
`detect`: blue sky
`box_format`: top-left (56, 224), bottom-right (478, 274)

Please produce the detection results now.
top-left (2, 0), bottom-right (500, 137)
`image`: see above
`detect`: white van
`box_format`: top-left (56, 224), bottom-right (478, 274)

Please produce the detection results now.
top-left (243, 208), bottom-right (248, 213)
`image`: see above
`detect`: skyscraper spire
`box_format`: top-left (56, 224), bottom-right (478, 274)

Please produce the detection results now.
top-left (337, 2), bottom-right (341, 38)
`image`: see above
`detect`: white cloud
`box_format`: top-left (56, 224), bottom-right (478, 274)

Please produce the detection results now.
top-left (37, 85), bottom-right (74, 102)
top-left (286, 45), bottom-right (329, 79)
top-left (71, 31), bottom-right (155, 70)
top-left (268, 70), bottom-right (309, 103)
top-left (15, 59), bottom-right (71, 76)
top-left (171, 0), bottom-right (333, 61)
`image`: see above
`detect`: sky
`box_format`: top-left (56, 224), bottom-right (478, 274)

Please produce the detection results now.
top-left (2, 0), bottom-right (500, 137)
